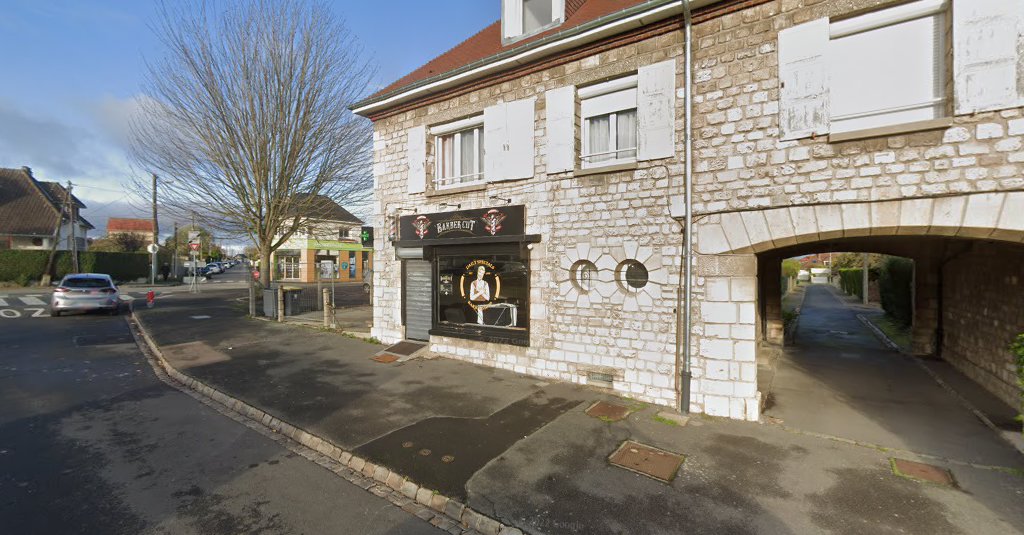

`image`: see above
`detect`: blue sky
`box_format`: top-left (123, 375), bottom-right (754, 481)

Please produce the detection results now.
top-left (0, 0), bottom-right (498, 232)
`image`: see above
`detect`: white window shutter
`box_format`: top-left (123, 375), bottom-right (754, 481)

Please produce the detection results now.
top-left (953, 0), bottom-right (1024, 114)
top-left (778, 18), bottom-right (829, 140)
top-left (545, 86), bottom-right (576, 173)
top-left (406, 126), bottom-right (426, 194)
top-left (637, 59), bottom-right (676, 161)
top-left (502, 0), bottom-right (523, 39)
top-left (485, 98), bottom-right (536, 181)
top-left (484, 102), bottom-right (507, 181)
top-left (504, 97), bottom-right (536, 180)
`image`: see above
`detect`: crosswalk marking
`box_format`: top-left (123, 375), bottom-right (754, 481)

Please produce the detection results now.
top-left (19, 296), bottom-right (47, 306)
top-left (0, 298), bottom-right (7, 307)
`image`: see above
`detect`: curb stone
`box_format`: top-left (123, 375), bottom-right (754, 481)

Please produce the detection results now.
top-left (126, 312), bottom-right (521, 535)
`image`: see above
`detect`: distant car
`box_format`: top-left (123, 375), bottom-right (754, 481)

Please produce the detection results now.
top-left (207, 263), bottom-right (223, 274)
top-left (50, 273), bottom-right (120, 317)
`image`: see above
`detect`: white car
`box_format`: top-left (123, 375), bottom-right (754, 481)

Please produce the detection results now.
top-left (50, 273), bottom-right (120, 316)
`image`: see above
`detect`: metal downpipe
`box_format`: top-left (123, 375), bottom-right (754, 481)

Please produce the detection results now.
top-left (679, 0), bottom-right (694, 413)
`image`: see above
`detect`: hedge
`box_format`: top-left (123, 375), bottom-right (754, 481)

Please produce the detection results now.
top-left (879, 256), bottom-right (914, 326)
top-left (838, 268), bottom-right (864, 300)
top-left (0, 250), bottom-right (152, 284)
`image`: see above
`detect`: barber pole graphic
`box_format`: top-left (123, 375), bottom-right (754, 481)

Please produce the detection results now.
top-left (412, 215), bottom-right (431, 239)
top-left (481, 209), bottom-right (506, 236)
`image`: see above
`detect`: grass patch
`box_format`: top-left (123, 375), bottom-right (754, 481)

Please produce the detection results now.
top-left (867, 314), bottom-right (912, 350)
top-left (652, 414), bottom-right (680, 426)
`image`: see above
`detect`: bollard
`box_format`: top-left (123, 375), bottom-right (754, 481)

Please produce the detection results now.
top-left (323, 288), bottom-right (331, 328)
top-left (277, 287), bottom-right (285, 322)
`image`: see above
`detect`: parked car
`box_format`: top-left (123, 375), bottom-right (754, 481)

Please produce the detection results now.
top-left (50, 273), bottom-right (120, 317)
top-left (206, 263), bottom-right (223, 274)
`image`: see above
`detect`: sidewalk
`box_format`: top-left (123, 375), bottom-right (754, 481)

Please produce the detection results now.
top-left (134, 290), bottom-right (1024, 535)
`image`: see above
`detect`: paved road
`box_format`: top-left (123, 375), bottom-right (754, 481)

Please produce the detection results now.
top-left (764, 284), bottom-right (1022, 466)
top-left (0, 299), bottom-right (439, 534)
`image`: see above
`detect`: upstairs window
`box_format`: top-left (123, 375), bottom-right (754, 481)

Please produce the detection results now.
top-left (503, 0), bottom-right (565, 42)
top-left (432, 116), bottom-right (485, 190)
top-left (829, 0), bottom-right (947, 134)
top-left (580, 75), bottom-right (638, 168)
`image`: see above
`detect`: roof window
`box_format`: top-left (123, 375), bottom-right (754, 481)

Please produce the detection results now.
top-left (502, 0), bottom-right (565, 43)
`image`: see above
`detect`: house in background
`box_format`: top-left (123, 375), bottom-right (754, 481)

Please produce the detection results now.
top-left (106, 218), bottom-right (155, 240)
top-left (270, 195), bottom-right (371, 283)
top-left (0, 167), bottom-right (93, 251)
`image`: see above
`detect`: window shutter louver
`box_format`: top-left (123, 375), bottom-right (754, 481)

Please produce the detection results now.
top-left (953, 0), bottom-right (1024, 114)
top-left (637, 59), bottom-right (676, 161)
top-left (545, 86), bottom-right (576, 173)
top-left (484, 102), bottom-right (507, 181)
top-left (778, 18), bottom-right (830, 140)
top-left (406, 126), bottom-right (426, 194)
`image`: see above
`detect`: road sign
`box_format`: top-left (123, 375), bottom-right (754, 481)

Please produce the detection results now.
top-left (188, 231), bottom-right (200, 241)
top-left (189, 242), bottom-right (201, 251)
top-left (147, 243), bottom-right (159, 254)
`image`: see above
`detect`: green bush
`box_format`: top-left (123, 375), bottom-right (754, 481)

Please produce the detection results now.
top-left (879, 256), bottom-right (914, 326)
top-left (0, 250), bottom-right (151, 284)
top-left (838, 268), bottom-right (864, 300)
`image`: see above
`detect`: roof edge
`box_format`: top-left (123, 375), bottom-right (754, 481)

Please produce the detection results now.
top-left (351, 0), bottom-right (688, 117)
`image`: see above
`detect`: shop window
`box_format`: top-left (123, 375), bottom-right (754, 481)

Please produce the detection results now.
top-left (616, 260), bottom-right (648, 291)
top-left (570, 260), bottom-right (598, 293)
top-left (432, 116), bottom-right (485, 190)
top-left (580, 75), bottom-right (638, 168)
top-left (435, 246), bottom-right (529, 341)
top-left (281, 256), bottom-right (301, 279)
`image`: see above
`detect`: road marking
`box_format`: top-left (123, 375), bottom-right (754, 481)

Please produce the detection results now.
top-left (19, 296), bottom-right (46, 306)
top-left (0, 298), bottom-right (7, 307)
top-left (26, 308), bottom-right (45, 317)
top-left (191, 315), bottom-right (211, 319)
top-left (0, 309), bottom-right (21, 318)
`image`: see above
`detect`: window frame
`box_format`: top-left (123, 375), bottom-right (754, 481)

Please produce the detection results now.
top-left (827, 0), bottom-right (948, 135)
top-left (502, 0), bottom-right (565, 44)
top-left (431, 116), bottom-right (485, 190)
top-left (579, 75), bottom-right (639, 169)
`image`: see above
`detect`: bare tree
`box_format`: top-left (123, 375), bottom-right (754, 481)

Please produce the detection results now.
top-left (130, 0), bottom-right (374, 285)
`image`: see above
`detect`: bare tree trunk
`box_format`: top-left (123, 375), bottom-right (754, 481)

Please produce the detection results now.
top-left (260, 247), bottom-right (272, 287)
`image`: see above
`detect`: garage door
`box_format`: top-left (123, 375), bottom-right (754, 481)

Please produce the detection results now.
top-left (403, 260), bottom-right (432, 341)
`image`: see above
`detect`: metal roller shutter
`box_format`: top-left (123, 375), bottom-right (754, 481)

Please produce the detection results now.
top-left (403, 260), bottom-right (432, 341)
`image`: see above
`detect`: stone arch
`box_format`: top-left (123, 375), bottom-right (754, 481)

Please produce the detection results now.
top-left (696, 192), bottom-right (1024, 256)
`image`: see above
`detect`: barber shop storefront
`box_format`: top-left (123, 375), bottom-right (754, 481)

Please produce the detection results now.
top-left (395, 205), bottom-right (538, 346)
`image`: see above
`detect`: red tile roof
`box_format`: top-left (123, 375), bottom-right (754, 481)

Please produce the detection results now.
top-left (367, 0), bottom-right (652, 101)
top-left (106, 218), bottom-right (154, 233)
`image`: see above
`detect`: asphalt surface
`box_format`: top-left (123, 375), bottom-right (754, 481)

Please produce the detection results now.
top-left (135, 286), bottom-right (1024, 535)
top-left (764, 284), bottom-right (1022, 466)
top-left (0, 284), bottom-right (440, 534)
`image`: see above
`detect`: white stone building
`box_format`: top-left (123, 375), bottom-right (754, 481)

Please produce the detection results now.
top-left (354, 0), bottom-right (1024, 420)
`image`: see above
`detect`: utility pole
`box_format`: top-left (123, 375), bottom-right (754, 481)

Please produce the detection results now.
top-left (40, 181), bottom-right (74, 286)
top-left (172, 221), bottom-right (179, 279)
top-left (67, 181), bottom-right (79, 273)
top-left (151, 173), bottom-right (159, 285)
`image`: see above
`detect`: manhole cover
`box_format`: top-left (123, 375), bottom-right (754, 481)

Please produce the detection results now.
top-left (372, 354), bottom-right (399, 363)
top-left (383, 341), bottom-right (426, 356)
top-left (74, 334), bottom-right (134, 347)
top-left (609, 440), bottom-right (685, 483)
top-left (585, 401), bottom-right (631, 422)
top-left (891, 458), bottom-right (956, 486)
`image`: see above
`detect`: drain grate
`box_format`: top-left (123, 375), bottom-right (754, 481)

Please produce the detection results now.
top-left (372, 354), bottom-right (399, 364)
top-left (890, 458), bottom-right (956, 486)
top-left (383, 341), bottom-right (426, 356)
top-left (609, 440), bottom-right (685, 483)
top-left (585, 401), bottom-right (631, 422)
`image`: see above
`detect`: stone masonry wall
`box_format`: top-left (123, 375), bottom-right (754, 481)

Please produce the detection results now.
top-left (370, 29), bottom-right (686, 408)
top-left (686, 0), bottom-right (1024, 419)
top-left (942, 242), bottom-right (1024, 409)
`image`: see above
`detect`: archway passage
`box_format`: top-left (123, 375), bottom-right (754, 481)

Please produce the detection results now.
top-left (756, 236), bottom-right (1023, 464)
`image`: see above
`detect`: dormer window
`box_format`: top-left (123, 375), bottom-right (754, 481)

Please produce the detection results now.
top-left (502, 0), bottom-right (565, 43)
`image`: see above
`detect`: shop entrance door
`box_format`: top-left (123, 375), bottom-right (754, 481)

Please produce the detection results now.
top-left (403, 259), bottom-right (432, 341)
